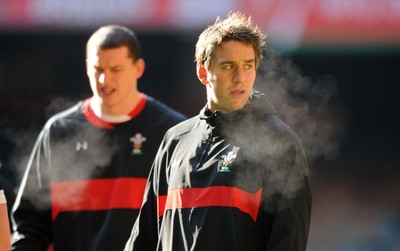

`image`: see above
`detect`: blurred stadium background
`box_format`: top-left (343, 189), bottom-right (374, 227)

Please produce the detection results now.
top-left (1, 1), bottom-right (399, 250)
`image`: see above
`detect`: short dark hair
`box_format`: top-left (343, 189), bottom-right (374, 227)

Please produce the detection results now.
top-left (86, 24), bottom-right (141, 61)
top-left (195, 11), bottom-right (266, 69)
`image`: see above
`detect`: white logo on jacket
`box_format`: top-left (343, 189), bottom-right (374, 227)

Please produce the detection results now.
top-left (218, 146), bottom-right (240, 172)
top-left (76, 141), bottom-right (88, 151)
top-left (130, 133), bottom-right (147, 155)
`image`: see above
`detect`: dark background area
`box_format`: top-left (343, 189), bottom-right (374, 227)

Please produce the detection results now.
top-left (1, 31), bottom-right (400, 250)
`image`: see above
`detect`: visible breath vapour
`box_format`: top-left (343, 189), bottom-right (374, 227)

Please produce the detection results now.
top-left (8, 97), bottom-right (116, 210)
top-left (221, 49), bottom-right (345, 210)
top-left (255, 49), bottom-right (344, 163)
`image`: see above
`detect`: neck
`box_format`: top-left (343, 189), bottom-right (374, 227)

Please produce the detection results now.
top-left (92, 91), bottom-right (142, 115)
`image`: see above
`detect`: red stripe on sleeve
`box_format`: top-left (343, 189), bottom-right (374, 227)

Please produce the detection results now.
top-left (158, 186), bottom-right (262, 221)
top-left (50, 178), bottom-right (147, 221)
top-left (157, 195), bottom-right (167, 218)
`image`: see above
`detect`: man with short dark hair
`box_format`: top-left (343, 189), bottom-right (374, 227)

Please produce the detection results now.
top-left (11, 25), bottom-right (186, 251)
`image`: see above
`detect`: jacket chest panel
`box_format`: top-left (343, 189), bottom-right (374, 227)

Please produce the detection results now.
top-left (50, 128), bottom-right (154, 180)
top-left (169, 136), bottom-right (263, 193)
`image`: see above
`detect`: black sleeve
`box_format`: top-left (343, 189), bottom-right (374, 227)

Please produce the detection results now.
top-left (264, 137), bottom-right (312, 251)
top-left (11, 128), bottom-right (53, 251)
top-left (124, 136), bottom-right (172, 251)
top-left (124, 169), bottom-right (159, 251)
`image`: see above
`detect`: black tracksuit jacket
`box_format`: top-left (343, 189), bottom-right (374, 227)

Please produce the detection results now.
top-left (125, 91), bottom-right (312, 251)
top-left (11, 94), bottom-right (186, 251)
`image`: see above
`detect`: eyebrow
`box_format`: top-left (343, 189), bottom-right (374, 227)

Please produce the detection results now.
top-left (218, 59), bottom-right (256, 65)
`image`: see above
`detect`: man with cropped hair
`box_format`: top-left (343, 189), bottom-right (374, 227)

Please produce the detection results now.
top-left (11, 25), bottom-right (186, 251)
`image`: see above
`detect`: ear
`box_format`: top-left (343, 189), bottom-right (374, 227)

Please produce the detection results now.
top-left (135, 58), bottom-right (145, 79)
top-left (85, 59), bottom-right (90, 77)
top-left (196, 64), bottom-right (208, 85)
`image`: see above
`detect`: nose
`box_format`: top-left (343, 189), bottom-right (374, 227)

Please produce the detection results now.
top-left (98, 72), bottom-right (110, 86)
top-left (98, 73), bottom-right (105, 86)
top-left (233, 66), bottom-right (246, 83)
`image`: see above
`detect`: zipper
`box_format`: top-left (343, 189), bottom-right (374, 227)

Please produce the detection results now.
top-left (195, 127), bottom-right (215, 170)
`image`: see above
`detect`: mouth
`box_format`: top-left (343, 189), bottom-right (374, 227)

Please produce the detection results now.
top-left (231, 89), bottom-right (246, 97)
top-left (100, 87), bottom-right (115, 96)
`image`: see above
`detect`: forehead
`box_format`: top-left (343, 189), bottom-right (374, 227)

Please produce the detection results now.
top-left (86, 46), bottom-right (131, 63)
top-left (211, 40), bottom-right (255, 63)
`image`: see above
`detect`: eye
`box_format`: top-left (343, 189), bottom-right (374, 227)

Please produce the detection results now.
top-left (111, 67), bottom-right (124, 73)
top-left (222, 64), bottom-right (234, 70)
top-left (244, 64), bottom-right (254, 70)
top-left (93, 66), bottom-right (103, 74)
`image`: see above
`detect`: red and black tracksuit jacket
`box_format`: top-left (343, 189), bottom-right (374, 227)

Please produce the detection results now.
top-left (11, 94), bottom-right (186, 251)
top-left (126, 92), bottom-right (312, 251)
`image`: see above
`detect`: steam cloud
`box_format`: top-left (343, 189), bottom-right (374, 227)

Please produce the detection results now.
top-left (6, 97), bottom-right (116, 209)
top-left (222, 49), bottom-right (346, 210)
top-left (255, 49), bottom-right (345, 163)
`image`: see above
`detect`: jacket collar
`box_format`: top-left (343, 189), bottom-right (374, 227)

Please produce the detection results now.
top-left (200, 89), bottom-right (276, 129)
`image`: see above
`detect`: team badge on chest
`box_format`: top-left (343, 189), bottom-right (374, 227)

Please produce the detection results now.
top-left (130, 133), bottom-right (147, 155)
top-left (218, 146), bottom-right (240, 173)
